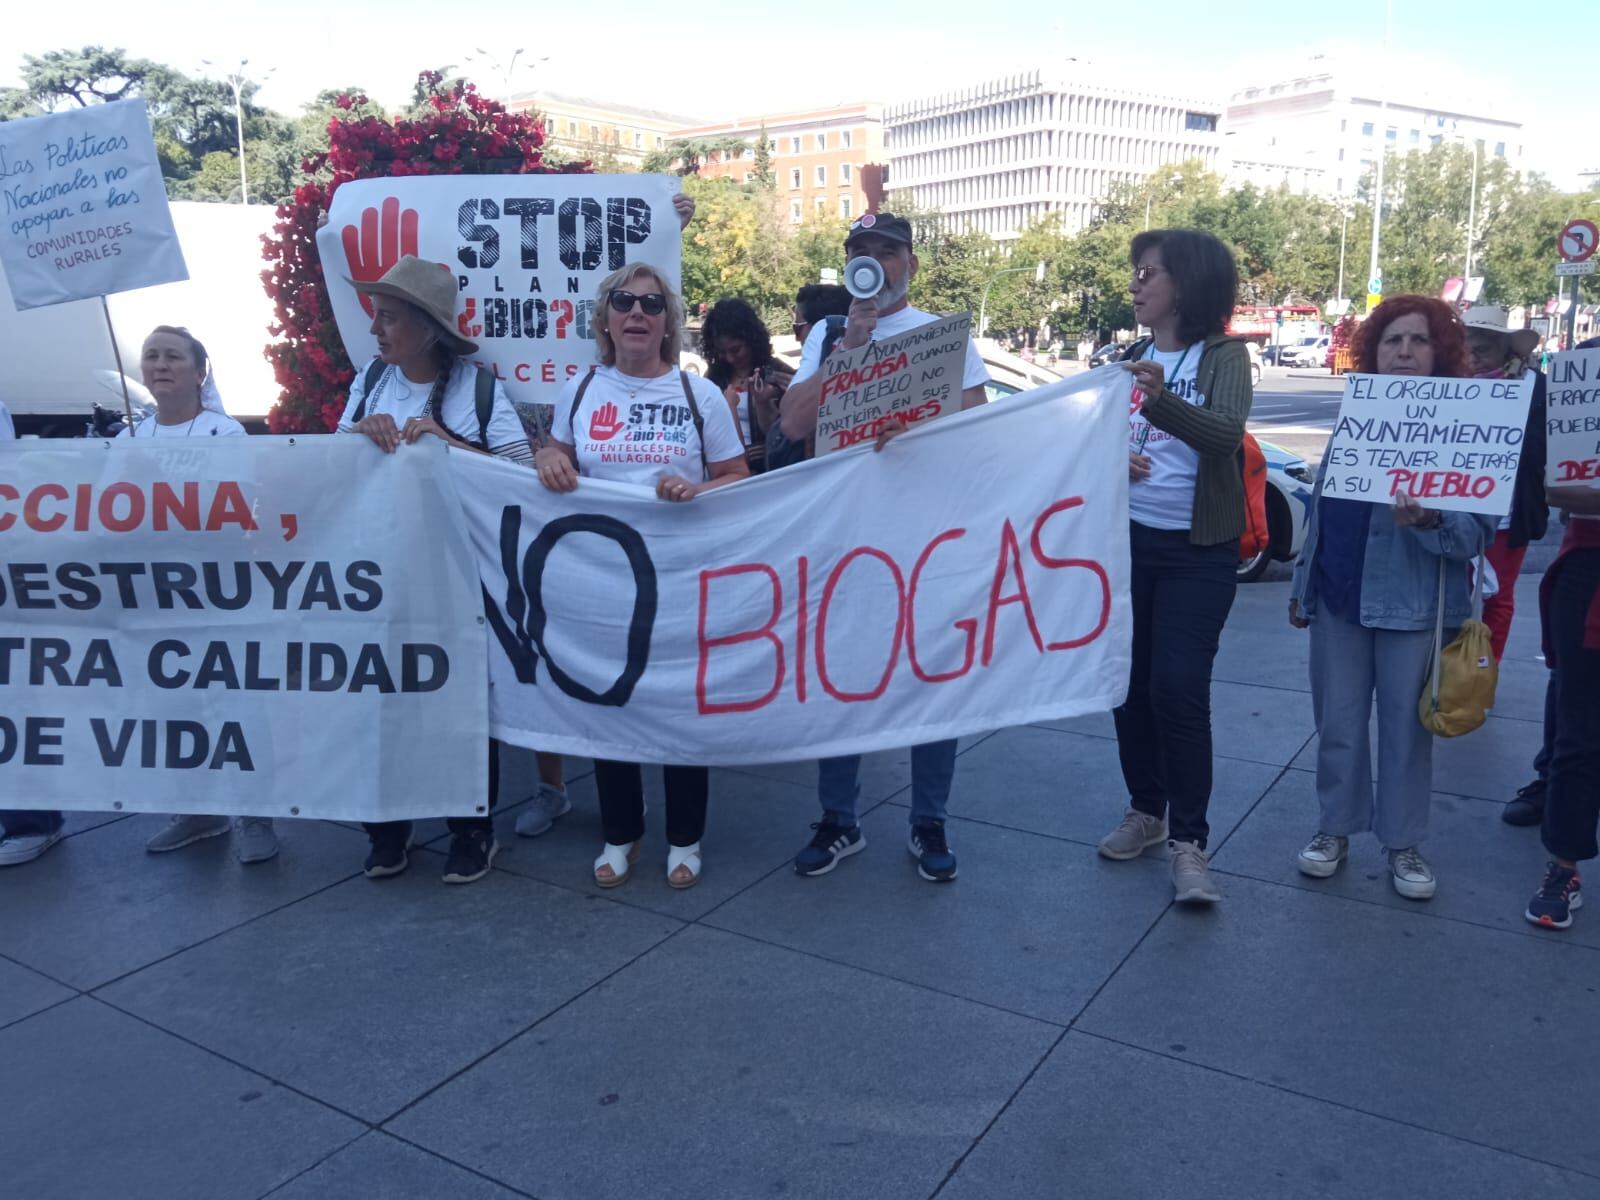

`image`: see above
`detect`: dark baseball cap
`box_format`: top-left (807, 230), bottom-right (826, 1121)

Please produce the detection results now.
top-left (844, 211), bottom-right (913, 249)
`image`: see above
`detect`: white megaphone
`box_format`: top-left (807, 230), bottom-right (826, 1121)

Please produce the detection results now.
top-left (843, 256), bottom-right (886, 300)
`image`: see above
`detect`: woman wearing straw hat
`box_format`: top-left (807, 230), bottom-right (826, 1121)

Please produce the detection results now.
top-left (337, 254), bottom-right (538, 886)
top-left (119, 326), bottom-right (284, 865)
top-left (1461, 305), bottom-right (1548, 668)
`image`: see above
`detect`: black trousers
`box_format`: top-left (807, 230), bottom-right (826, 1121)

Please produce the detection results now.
top-left (0, 810), bottom-right (64, 837)
top-left (1534, 674), bottom-right (1556, 780)
top-left (1113, 522), bottom-right (1238, 849)
top-left (364, 739), bottom-right (500, 844)
top-left (594, 760), bottom-right (708, 848)
top-left (1541, 549), bottom-right (1600, 863)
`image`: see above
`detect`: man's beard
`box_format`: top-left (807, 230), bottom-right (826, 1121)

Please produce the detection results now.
top-left (876, 274), bottom-right (909, 308)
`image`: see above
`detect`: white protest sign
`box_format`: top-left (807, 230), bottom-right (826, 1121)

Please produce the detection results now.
top-left (1546, 349), bottom-right (1600, 488)
top-left (813, 312), bottom-right (971, 455)
top-left (317, 174), bottom-right (681, 438)
top-left (0, 99), bottom-right (187, 310)
top-left (0, 439), bottom-right (486, 820)
top-left (457, 367), bottom-right (1133, 765)
top-left (1322, 373), bottom-right (1532, 515)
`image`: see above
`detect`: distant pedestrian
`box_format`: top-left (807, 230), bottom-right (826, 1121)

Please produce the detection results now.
top-left (1099, 228), bottom-right (1254, 905)
top-left (1289, 296), bottom-right (1494, 901)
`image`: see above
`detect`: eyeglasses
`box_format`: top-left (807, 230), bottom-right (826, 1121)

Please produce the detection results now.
top-left (792, 321), bottom-right (811, 339)
top-left (1133, 265), bottom-right (1164, 284)
top-left (608, 290), bottom-right (667, 316)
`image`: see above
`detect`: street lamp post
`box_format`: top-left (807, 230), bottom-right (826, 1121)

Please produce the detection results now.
top-left (200, 58), bottom-right (273, 205)
top-left (978, 261), bottom-right (1046, 338)
top-left (466, 48), bottom-right (547, 104)
top-left (1366, 0), bottom-right (1392, 312)
top-left (1337, 208), bottom-right (1349, 302)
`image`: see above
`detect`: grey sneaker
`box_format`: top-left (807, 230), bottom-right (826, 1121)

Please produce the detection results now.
top-left (1296, 832), bottom-right (1349, 879)
top-left (234, 818), bottom-right (279, 864)
top-left (1099, 808), bottom-right (1168, 860)
top-left (146, 814), bottom-right (231, 854)
top-left (1170, 840), bottom-right (1222, 904)
top-left (514, 784), bottom-right (573, 838)
top-left (1390, 846), bottom-right (1436, 900)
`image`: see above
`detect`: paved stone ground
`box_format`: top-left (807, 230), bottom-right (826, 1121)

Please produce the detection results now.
top-left (5, 575), bottom-right (1597, 1200)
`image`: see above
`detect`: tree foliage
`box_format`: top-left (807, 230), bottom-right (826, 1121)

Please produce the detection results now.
top-left (260, 75), bottom-right (584, 433)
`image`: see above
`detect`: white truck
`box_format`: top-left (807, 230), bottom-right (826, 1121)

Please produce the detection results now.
top-left (2, 202), bottom-right (281, 436)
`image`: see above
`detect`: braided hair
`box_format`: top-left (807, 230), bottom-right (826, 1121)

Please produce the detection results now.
top-left (409, 304), bottom-right (478, 447)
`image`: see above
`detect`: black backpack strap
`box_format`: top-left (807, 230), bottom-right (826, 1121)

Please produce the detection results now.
top-left (679, 370), bottom-right (709, 478)
top-left (472, 367), bottom-right (495, 449)
top-left (566, 367), bottom-right (597, 440)
top-left (352, 358), bottom-right (387, 422)
top-left (1120, 338), bottom-right (1151, 363)
top-left (818, 314), bottom-right (848, 364)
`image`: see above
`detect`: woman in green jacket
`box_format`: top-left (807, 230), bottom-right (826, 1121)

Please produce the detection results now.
top-left (1098, 228), bottom-right (1254, 905)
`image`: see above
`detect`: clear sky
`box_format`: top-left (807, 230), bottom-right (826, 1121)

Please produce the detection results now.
top-left (7, 0), bottom-right (1589, 187)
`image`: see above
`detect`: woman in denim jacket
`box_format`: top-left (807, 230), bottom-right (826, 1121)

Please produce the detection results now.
top-left (1288, 297), bottom-right (1495, 900)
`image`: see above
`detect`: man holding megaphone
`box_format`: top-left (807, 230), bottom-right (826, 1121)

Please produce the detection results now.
top-left (779, 212), bottom-right (991, 886)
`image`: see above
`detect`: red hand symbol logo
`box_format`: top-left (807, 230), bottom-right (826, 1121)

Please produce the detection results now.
top-left (588, 401), bottom-right (625, 441)
top-left (1129, 390), bottom-right (1145, 415)
top-left (341, 196), bottom-right (420, 317)
top-left (458, 297), bottom-right (482, 339)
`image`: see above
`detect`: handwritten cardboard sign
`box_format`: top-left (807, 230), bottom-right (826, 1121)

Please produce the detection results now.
top-left (1322, 372), bottom-right (1532, 515)
top-left (0, 99), bottom-right (187, 310)
top-left (1546, 349), bottom-right (1600, 489)
top-left (813, 312), bottom-right (971, 456)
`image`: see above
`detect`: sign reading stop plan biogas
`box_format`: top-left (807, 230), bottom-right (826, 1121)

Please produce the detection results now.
top-left (813, 312), bottom-right (972, 455)
top-left (0, 98), bottom-right (187, 309)
top-left (1322, 373), bottom-right (1532, 515)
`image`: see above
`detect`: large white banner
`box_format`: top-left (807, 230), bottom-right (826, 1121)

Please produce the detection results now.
top-left (0, 439), bottom-right (487, 819)
top-left (0, 98), bottom-right (188, 310)
top-left (317, 173), bottom-right (681, 437)
top-left (1322, 372), bottom-right (1531, 515)
top-left (456, 369), bottom-right (1133, 765)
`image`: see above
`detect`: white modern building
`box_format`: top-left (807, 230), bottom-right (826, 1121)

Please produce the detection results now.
top-left (884, 68), bottom-right (1224, 240)
top-left (1222, 57), bottom-right (1525, 199)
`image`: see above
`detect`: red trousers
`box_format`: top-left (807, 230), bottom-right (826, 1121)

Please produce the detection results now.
top-left (1484, 530), bottom-right (1528, 662)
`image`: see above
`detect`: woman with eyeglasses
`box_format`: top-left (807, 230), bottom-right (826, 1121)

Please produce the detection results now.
top-left (1098, 229), bottom-right (1254, 906)
top-left (537, 262), bottom-right (748, 889)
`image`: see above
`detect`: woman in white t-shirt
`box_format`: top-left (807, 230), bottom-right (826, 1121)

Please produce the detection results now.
top-left (538, 261), bottom-right (748, 890)
top-left (118, 327), bottom-right (280, 864)
top-left (337, 255), bottom-right (538, 887)
top-left (1099, 229), bottom-right (1254, 907)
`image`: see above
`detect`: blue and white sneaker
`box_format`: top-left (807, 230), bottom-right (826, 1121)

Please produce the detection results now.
top-left (794, 820), bottom-right (865, 876)
top-left (909, 820), bottom-right (958, 882)
top-left (1526, 862), bottom-right (1582, 931)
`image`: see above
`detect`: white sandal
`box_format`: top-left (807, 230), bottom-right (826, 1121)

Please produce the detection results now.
top-left (593, 841), bottom-right (640, 889)
top-left (667, 842), bottom-right (702, 890)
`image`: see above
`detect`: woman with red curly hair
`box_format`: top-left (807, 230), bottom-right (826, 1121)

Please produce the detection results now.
top-left (1287, 296), bottom-right (1495, 901)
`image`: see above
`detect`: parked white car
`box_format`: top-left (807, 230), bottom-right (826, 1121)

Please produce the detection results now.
top-left (1279, 336), bottom-right (1330, 368)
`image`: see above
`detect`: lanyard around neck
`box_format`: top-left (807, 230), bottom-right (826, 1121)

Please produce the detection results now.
top-left (1143, 341), bottom-right (1193, 381)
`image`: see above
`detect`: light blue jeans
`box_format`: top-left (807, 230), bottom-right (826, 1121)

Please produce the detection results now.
top-left (818, 740), bottom-right (957, 827)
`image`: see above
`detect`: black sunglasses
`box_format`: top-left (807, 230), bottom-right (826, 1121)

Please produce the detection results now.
top-left (608, 290), bottom-right (667, 316)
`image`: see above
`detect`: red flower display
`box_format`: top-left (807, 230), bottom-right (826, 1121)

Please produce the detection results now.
top-left (260, 75), bottom-right (590, 433)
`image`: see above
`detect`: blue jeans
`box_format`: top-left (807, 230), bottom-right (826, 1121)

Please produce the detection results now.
top-left (0, 810), bottom-right (64, 838)
top-left (818, 740), bottom-right (957, 827)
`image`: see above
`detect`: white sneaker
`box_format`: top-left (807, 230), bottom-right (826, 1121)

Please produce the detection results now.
top-left (1389, 846), bottom-right (1436, 900)
top-left (0, 828), bottom-right (63, 866)
top-left (1297, 832), bottom-right (1349, 879)
top-left (145, 814), bottom-right (231, 854)
top-left (234, 818), bottom-right (279, 864)
top-left (515, 784), bottom-right (573, 837)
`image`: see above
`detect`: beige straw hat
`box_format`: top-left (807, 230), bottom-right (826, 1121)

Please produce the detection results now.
top-left (347, 255), bottom-right (478, 355)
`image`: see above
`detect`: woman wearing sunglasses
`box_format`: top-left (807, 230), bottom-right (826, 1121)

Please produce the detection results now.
top-left (1099, 228), bottom-right (1254, 906)
top-left (537, 262), bottom-right (748, 889)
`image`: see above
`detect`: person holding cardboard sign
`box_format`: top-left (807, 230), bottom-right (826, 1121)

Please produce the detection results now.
top-left (1289, 297), bottom-right (1495, 901)
top-left (777, 212), bottom-right (989, 885)
top-left (1099, 229), bottom-right (1254, 907)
